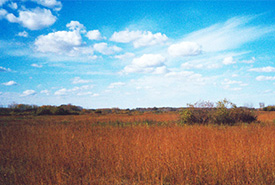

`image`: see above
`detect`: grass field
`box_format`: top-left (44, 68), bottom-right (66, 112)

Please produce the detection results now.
top-left (1, 111), bottom-right (275, 184)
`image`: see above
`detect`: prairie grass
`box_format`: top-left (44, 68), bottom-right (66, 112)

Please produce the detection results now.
top-left (1, 113), bottom-right (275, 184)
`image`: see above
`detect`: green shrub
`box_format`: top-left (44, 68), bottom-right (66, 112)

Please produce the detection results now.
top-left (181, 99), bottom-right (257, 125)
top-left (263, 106), bottom-right (275, 111)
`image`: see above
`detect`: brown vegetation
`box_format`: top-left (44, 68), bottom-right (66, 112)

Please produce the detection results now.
top-left (1, 112), bottom-right (275, 184)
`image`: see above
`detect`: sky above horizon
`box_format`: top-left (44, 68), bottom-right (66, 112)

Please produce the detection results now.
top-left (0, 0), bottom-right (275, 108)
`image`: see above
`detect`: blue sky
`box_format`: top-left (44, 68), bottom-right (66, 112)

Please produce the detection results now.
top-left (0, 0), bottom-right (275, 108)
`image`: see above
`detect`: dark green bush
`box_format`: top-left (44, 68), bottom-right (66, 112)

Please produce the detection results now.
top-left (263, 106), bottom-right (275, 111)
top-left (181, 99), bottom-right (257, 125)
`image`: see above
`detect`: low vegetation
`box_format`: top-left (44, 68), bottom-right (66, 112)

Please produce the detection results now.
top-left (1, 114), bottom-right (275, 184)
top-left (263, 105), bottom-right (275, 111)
top-left (1, 99), bottom-right (274, 184)
top-left (180, 99), bottom-right (257, 125)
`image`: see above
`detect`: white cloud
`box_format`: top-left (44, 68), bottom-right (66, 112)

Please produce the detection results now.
top-left (32, 0), bottom-right (62, 11)
top-left (110, 29), bottom-right (168, 48)
top-left (6, 7), bottom-right (56, 30)
top-left (54, 85), bottom-right (94, 96)
top-left (66, 21), bottom-right (85, 32)
top-left (17, 31), bottom-right (28, 37)
top-left (114, 52), bottom-right (135, 60)
top-left (0, 66), bottom-right (11, 72)
top-left (242, 57), bottom-right (255, 64)
top-left (93, 42), bottom-right (122, 55)
top-left (31, 63), bottom-right (43, 68)
top-left (249, 66), bottom-right (275, 72)
top-left (256, 76), bottom-right (275, 81)
top-left (86, 30), bottom-right (105, 40)
top-left (54, 88), bottom-right (67, 96)
top-left (0, 0), bottom-right (8, 6)
top-left (35, 30), bottom-right (82, 54)
top-left (71, 77), bottom-right (93, 84)
top-left (180, 52), bottom-right (244, 70)
top-left (2, 80), bottom-right (17, 86)
top-left (123, 54), bottom-right (167, 74)
top-left (222, 79), bottom-right (247, 86)
top-left (168, 41), bottom-right (202, 57)
top-left (21, 90), bottom-right (36, 96)
top-left (8, 2), bottom-right (17, 10)
top-left (183, 16), bottom-right (274, 52)
top-left (40, 90), bottom-right (50, 95)
top-left (222, 56), bottom-right (236, 65)
top-left (108, 82), bottom-right (126, 89)
top-left (0, 8), bottom-right (7, 19)
top-left (221, 78), bottom-right (248, 91)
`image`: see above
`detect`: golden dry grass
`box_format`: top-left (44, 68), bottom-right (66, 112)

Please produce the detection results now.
top-left (1, 112), bottom-right (275, 184)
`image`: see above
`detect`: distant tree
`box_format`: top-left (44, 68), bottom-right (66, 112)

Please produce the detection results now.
top-left (259, 102), bottom-right (265, 109)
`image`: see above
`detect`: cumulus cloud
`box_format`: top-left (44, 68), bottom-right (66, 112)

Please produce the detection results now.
top-left (0, 8), bottom-right (7, 19)
top-left (32, 0), bottom-right (62, 11)
top-left (123, 54), bottom-right (167, 74)
top-left (222, 56), bottom-right (236, 65)
top-left (35, 29), bottom-right (82, 54)
top-left (184, 16), bottom-right (274, 52)
top-left (168, 41), bottom-right (202, 57)
top-left (66, 21), bottom-right (85, 32)
top-left (249, 66), bottom-right (275, 72)
top-left (8, 2), bottom-right (17, 10)
top-left (2, 80), bottom-right (17, 86)
top-left (54, 88), bottom-right (67, 96)
top-left (17, 31), bottom-right (28, 37)
top-left (256, 76), bottom-right (275, 81)
top-left (71, 77), bottom-right (93, 84)
top-left (40, 90), bottom-right (50, 95)
top-left (93, 42), bottom-right (122, 55)
top-left (21, 90), bottom-right (36, 96)
top-left (86, 30), bottom-right (105, 40)
top-left (6, 7), bottom-right (56, 30)
top-left (110, 29), bottom-right (168, 48)
top-left (0, 66), bottom-right (11, 72)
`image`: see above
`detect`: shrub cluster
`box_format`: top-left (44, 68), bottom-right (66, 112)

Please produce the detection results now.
top-left (0, 104), bottom-right (83, 116)
top-left (181, 99), bottom-right (257, 125)
top-left (36, 104), bottom-right (82, 115)
top-left (263, 106), bottom-right (275, 111)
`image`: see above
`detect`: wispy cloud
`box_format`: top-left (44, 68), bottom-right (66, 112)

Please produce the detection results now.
top-left (256, 76), bottom-right (275, 81)
top-left (31, 63), bottom-right (43, 68)
top-left (108, 82), bottom-right (126, 89)
top-left (0, 66), bottom-right (11, 72)
top-left (71, 77), bottom-right (93, 84)
top-left (249, 66), bottom-right (275, 72)
top-left (183, 16), bottom-right (274, 52)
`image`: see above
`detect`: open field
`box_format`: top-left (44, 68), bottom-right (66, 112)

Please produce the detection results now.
top-left (1, 111), bottom-right (275, 184)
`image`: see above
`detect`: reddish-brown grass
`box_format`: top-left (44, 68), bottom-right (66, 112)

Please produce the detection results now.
top-left (1, 113), bottom-right (275, 184)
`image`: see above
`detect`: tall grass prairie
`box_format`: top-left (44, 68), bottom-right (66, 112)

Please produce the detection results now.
top-left (1, 112), bottom-right (275, 184)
